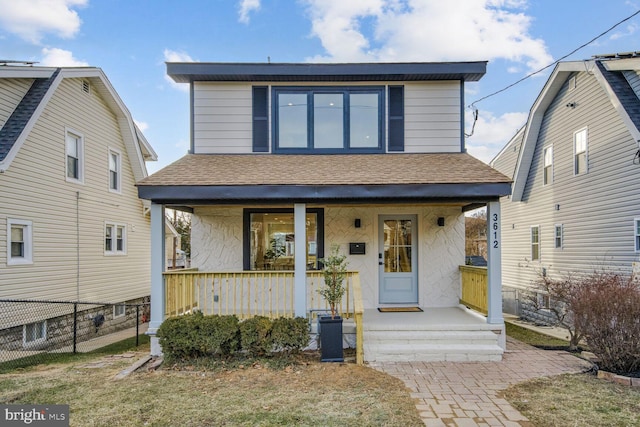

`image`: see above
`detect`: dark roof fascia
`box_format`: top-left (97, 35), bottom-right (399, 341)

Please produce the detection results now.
top-left (167, 62), bottom-right (487, 83)
top-left (0, 68), bottom-right (60, 161)
top-left (138, 182), bottom-right (511, 205)
top-left (596, 61), bottom-right (640, 135)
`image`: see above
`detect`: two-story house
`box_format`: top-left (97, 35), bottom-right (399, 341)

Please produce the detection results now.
top-left (138, 62), bottom-right (512, 362)
top-left (491, 53), bottom-right (640, 318)
top-left (0, 65), bottom-right (157, 350)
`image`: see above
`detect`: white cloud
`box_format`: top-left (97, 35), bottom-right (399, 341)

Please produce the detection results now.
top-left (134, 119), bottom-right (149, 132)
top-left (303, 0), bottom-right (552, 71)
top-left (40, 47), bottom-right (88, 66)
top-left (465, 110), bottom-right (527, 163)
top-left (0, 0), bottom-right (87, 44)
top-left (163, 49), bottom-right (194, 92)
top-left (609, 22), bottom-right (638, 40)
top-left (239, 0), bottom-right (261, 24)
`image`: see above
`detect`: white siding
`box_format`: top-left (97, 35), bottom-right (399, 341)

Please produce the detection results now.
top-left (404, 82), bottom-right (461, 153)
top-left (500, 70), bottom-right (640, 295)
top-left (191, 204), bottom-right (465, 310)
top-left (0, 78), bottom-right (151, 304)
top-left (0, 79), bottom-right (33, 127)
top-left (623, 70), bottom-right (640, 98)
top-left (192, 81), bottom-right (463, 154)
top-left (193, 82), bottom-right (253, 154)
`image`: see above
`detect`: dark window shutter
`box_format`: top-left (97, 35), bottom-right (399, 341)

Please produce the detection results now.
top-left (388, 86), bottom-right (404, 152)
top-left (252, 86), bottom-right (269, 152)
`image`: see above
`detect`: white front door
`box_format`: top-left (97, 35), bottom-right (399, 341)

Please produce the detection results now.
top-left (378, 215), bottom-right (418, 304)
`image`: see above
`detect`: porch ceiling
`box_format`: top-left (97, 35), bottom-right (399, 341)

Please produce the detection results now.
top-left (137, 153), bottom-right (511, 204)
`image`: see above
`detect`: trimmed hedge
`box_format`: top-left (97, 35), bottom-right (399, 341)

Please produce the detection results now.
top-left (157, 313), bottom-right (309, 362)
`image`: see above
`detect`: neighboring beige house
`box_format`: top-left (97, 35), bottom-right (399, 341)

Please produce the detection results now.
top-left (0, 65), bottom-right (157, 348)
top-left (491, 53), bottom-right (640, 319)
top-left (138, 62), bottom-right (512, 362)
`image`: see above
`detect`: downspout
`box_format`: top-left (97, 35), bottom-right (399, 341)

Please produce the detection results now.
top-left (76, 191), bottom-right (80, 301)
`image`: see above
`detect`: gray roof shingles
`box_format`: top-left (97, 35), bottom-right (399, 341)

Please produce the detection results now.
top-left (0, 68), bottom-right (60, 161)
top-left (596, 61), bottom-right (640, 134)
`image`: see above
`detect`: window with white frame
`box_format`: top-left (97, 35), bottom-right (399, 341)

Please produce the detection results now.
top-left (23, 320), bottom-right (46, 345)
top-left (543, 146), bottom-right (553, 185)
top-left (65, 129), bottom-right (84, 183)
top-left (7, 219), bottom-right (33, 265)
top-left (113, 303), bottom-right (126, 318)
top-left (531, 226), bottom-right (540, 261)
top-left (635, 218), bottom-right (640, 252)
top-left (105, 223), bottom-right (126, 255)
top-left (555, 224), bottom-right (563, 249)
top-left (108, 149), bottom-right (121, 192)
top-left (574, 128), bottom-right (588, 175)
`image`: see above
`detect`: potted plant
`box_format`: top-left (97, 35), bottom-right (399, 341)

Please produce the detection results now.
top-left (317, 244), bottom-right (347, 362)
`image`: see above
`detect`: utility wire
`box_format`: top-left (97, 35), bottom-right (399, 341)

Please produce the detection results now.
top-left (468, 8), bottom-right (640, 110)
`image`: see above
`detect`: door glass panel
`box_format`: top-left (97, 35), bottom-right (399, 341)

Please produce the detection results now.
top-left (383, 219), bottom-right (412, 273)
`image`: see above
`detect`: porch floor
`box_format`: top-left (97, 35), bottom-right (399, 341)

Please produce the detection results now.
top-left (362, 306), bottom-right (504, 362)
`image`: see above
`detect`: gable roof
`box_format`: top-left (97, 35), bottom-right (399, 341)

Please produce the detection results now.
top-left (167, 61), bottom-right (487, 83)
top-left (0, 66), bottom-right (157, 179)
top-left (508, 57), bottom-right (640, 202)
top-left (137, 153), bottom-right (511, 204)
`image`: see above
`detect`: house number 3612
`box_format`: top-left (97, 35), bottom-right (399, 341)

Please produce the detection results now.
top-left (492, 213), bottom-right (499, 249)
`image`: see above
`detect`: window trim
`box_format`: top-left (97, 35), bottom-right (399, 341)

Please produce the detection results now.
top-left (7, 218), bottom-right (33, 265)
top-left (23, 320), bottom-right (47, 346)
top-left (108, 147), bottom-right (122, 194)
top-left (104, 222), bottom-right (127, 256)
top-left (543, 145), bottom-right (553, 185)
top-left (573, 127), bottom-right (588, 175)
top-left (271, 86), bottom-right (385, 154)
top-left (65, 127), bottom-right (84, 184)
top-left (634, 218), bottom-right (640, 252)
top-left (242, 208), bottom-right (325, 271)
top-left (554, 224), bottom-right (563, 249)
top-left (530, 225), bottom-right (540, 261)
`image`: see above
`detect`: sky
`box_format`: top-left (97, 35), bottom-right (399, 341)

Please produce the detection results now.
top-left (1, 0), bottom-right (639, 173)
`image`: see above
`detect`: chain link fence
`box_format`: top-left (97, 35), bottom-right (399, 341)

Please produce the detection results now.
top-left (0, 298), bottom-right (150, 367)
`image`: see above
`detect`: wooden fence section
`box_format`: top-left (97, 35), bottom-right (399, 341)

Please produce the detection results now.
top-left (459, 265), bottom-right (488, 314)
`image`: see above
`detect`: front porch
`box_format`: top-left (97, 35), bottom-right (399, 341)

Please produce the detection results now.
top-left (159, 266), bottom-right (499, 364)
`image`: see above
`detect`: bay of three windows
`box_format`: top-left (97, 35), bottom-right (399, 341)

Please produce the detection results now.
top-left (274, 87), bottom-right (384, 152)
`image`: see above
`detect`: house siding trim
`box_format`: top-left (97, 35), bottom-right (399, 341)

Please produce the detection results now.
top-left (138, 182), bottom-right (510, 204)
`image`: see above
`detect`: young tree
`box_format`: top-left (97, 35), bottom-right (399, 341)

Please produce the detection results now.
top-left (465, 210), bottom-right (487, 257)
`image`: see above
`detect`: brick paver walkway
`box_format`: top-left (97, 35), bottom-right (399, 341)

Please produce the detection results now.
top-left (370, 337), bottom-right (593, 427)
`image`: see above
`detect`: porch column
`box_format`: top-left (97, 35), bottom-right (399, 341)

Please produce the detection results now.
top-left (486, 201), bottom-right (504, 325)
top-left (148, 202), bottom-right (165, 356)
top-left (294, 203), bottom-right (307, 317)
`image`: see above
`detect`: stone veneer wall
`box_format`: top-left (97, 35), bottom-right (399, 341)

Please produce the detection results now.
top-left (191, 205), bottom-right (465, 309)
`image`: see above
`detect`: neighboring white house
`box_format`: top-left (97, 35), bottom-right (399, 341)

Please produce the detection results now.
top-left (0, 65), bottom-right (157, 348)
top-left (138, 62), bottom-right (512, 362)
top-left (491, 53), bottom-right (640, 317)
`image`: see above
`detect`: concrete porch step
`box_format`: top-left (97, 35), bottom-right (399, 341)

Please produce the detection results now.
top-left (364, 342), bottom-right (504, 362)
top-left (365, 329), bottom-right (499, 345)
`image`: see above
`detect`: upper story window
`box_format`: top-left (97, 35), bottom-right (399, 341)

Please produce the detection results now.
top-left (65, 129), bottom-right (84, 183)
top-left (109, 148), bottom-right (121, 193)
top-left (554, 224), bottom-right (563, 249)
top-left (635, 218), bottom-right (640, 252)
top-left (272, 87), bottom-right (384, 153)
top-left (7, 218), bottom-right (33, 265)
top-left (543, 146), bottom-right (553, 185)
top-left (574, 128), bottom-right (588, 175)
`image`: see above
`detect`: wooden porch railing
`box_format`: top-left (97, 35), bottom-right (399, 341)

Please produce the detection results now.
top-left (459, 265), bottom-right (488, 314)
top-left (163, 270), bottom-right (364, 364)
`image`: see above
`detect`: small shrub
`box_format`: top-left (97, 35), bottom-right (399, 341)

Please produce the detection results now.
top-left (270, 317), bottom-right (309, 353)
top-left (157, 312), bottom-right (240, 361)
top-left (239, 316), bottom-right (273, 356)
top-left (577, 272), bottom-right (640, 375)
